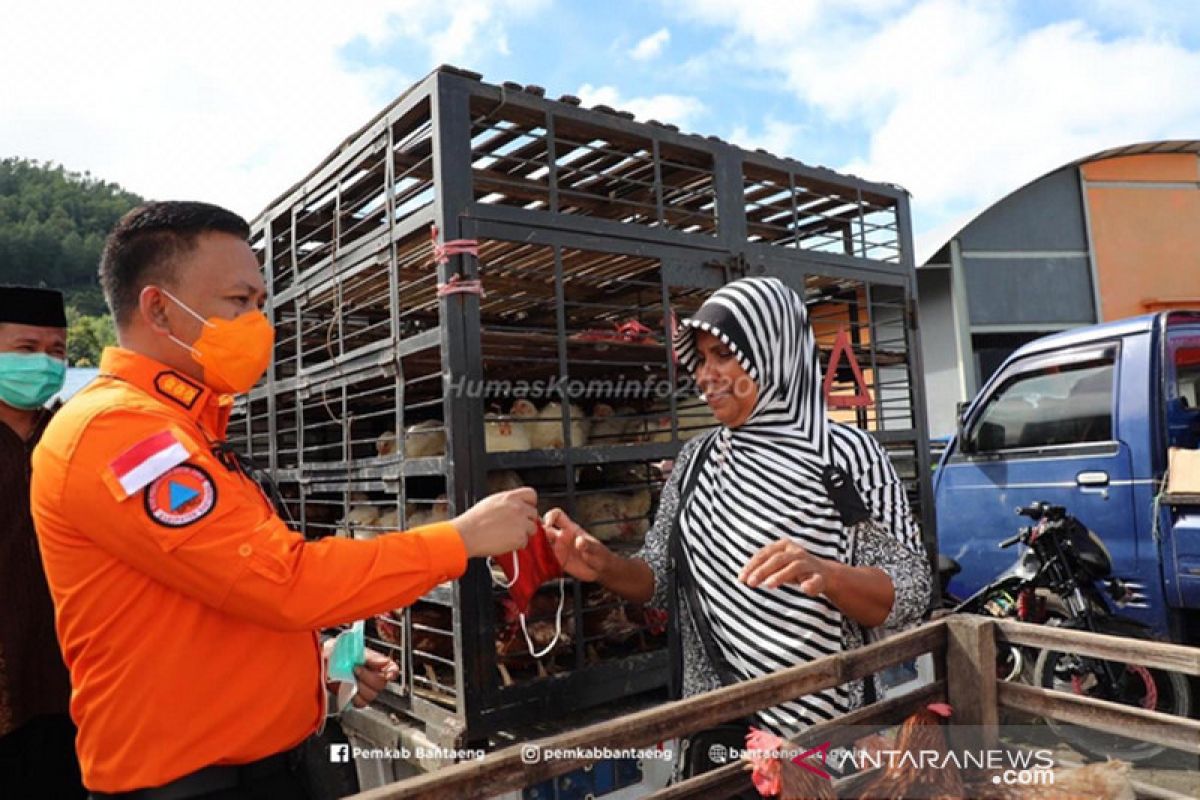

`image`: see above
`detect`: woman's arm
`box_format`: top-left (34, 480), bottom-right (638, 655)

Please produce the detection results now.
top-left (543, 511), bottom-right (657, 604)
top-left (739, 540), bottom-right (895, 627)
top-left (544, 436), bottom-right (701, 607)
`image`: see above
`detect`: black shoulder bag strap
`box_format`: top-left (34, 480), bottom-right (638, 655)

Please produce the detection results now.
top-left (819, 461), bottom-right (879, 704)
top-left (667, 434), bottom-right (742, 698)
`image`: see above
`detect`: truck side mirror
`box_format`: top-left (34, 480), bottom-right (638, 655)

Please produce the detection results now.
top-left (956, 401), bottom-right (975, 454)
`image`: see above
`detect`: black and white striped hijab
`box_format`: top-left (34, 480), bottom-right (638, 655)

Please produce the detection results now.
top-left (673, 277), bottom-right (866, 734)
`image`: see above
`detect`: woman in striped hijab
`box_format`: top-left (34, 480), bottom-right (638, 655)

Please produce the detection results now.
top-left (545, 276), bottom-right (930, 739)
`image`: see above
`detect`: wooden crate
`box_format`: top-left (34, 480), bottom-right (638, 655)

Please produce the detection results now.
top-left (349, 617), bottom-right (1200, 800)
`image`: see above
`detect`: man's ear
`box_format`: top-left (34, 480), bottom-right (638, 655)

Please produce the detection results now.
top-left (139, 285), bottom-right (172, 335)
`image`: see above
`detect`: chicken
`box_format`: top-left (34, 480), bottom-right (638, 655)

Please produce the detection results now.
top-left (485, 411), bottom-right (533, 452)
top-left (856, 703), bottom-right (962, 800)
top-left (589, 403), bottom-right (641, 445)
top-left (960, 759), bottom-right (1134, 800)
top-left (407, 495), bottom-right (450, 527)
top-left (574, 489), bottom-right (652, 542)
top-left (626, 605), bottom-right (668, 637)
top-left (743, 727), bottom-right (835, 800)
top-left (581, 587), bottom-right (640, 646)
top-left (1039, 760), bottom-right (1134, 800)
top-left (410, 604), bottom-right (454, 661)
top-left (376, 429), bottom-right (398, 457)
top-left (375, 506), bottom-right (400, 532)
top-left (495, 594), bottom-right (573, 680)
top-left (647, 397), bottom-right (719, 442)
top-left (403, 420), bottom-right (446, 458)
top-left (486, 470), bottom-right (524, 494)
top-left (529, 401), bottom-right (590, 449)
top-left (339, 503), bottom-right (381, 538)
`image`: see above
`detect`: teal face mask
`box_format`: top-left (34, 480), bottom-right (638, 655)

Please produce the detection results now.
top-left (0, 352), bottom-right (67, 410)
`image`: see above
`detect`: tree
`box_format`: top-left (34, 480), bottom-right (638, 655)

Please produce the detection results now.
top-left (0, 158), bottom-right (144, 315)
top-left (66, 306), bottom-right (116, 367)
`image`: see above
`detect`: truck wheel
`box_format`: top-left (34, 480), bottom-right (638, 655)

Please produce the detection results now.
top-left (1031, 616), bottom-right (1192, 764)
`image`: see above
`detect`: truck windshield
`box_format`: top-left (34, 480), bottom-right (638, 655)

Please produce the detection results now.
top-left (970, 358), bottom-right (1115, 452)
top-left (1166, 330), bottom-right (1200, 448)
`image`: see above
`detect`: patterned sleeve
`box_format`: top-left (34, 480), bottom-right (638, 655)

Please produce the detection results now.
top-left (851, 521), bottom-right (931, 630)
top-left (630, 435), bottom-right (704, 611)
top-left (833, 425), bottom-right (931, 629)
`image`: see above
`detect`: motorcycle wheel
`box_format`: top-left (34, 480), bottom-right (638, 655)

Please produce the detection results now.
top-left (1031, 616), bottom-right (1192, 764)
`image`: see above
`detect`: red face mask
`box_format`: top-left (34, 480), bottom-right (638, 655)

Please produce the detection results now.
top-left (491, 523), bottom-right (566, 658)
top-left (493, 522), bottom-right (563, 614)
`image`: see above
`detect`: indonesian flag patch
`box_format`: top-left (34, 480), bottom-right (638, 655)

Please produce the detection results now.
top-left (103, 430), bottom-right (192, 502)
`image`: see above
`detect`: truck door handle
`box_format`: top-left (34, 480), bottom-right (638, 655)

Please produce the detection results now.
top-left (1077, 470), bottom-right (1110, 499)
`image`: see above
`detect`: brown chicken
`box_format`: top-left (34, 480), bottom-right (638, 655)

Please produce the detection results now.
top-left (743, 727), bottom-right (835, 800)
top-left (961, 759), bottom-right (1135, 800)
top-left (857, 703), bottom-right (963, 800)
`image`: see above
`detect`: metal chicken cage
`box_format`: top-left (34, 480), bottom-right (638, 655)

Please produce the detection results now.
top-left (226, 65), bottom-right (934, 748)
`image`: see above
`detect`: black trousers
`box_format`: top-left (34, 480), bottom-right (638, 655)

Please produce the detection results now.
top-left (0, 713), bottom-right (87, 800)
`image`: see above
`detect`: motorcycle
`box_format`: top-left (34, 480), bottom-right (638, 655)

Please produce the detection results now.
top-left (939, 501), bottom-right (1192, 763)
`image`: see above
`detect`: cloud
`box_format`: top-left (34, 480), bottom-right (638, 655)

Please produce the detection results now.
top-left (669, 0), bottom-right (1200, 250)
top-left (576, 83), bottom-right (705, 129)
top-left (728, 118), bottom-right (806, 158)
top-left (630, 28), bottom-right (671, 61)
top-left (0, 1), bottom-right (538, 220)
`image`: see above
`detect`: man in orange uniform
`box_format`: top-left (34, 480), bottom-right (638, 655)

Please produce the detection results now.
top-left (31, 201), bottom-right (538, 798)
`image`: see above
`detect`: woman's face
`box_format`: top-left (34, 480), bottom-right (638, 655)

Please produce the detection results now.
top-left (693, 330), bottom-right (759, 428)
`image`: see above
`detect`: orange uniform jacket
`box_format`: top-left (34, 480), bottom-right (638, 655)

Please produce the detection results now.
top-left (30, 348), bottom-right (467, 791)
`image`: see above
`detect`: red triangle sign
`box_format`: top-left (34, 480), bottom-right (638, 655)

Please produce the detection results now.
top-left (822, 327), bottom-right (872, 408)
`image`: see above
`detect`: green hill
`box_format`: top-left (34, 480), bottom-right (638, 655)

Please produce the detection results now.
top-left (0, 157), bottom-right (144, 315)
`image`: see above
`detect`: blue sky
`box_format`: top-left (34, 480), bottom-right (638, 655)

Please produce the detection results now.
top-left (3, 1), bottom-right (1199, 260)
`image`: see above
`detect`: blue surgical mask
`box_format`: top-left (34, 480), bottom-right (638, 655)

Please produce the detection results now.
top-left (0, 352), bottom-right (67, 410)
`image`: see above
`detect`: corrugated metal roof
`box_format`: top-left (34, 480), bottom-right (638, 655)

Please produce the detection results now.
top-left (1075, 139), bottom-right (1200, 164)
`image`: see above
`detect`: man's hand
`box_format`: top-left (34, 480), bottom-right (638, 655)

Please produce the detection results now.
top-left (454, 488), bottom-right (539, 558)
top-left (349, 648), bottom-right (400, 708)
top-left (739, 538), bottom-right (832, 594)
top-left (543, 508), bottom-right (611, 582)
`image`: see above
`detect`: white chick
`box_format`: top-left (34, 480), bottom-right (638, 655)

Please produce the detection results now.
top-left (585, 402), bottom-right (624, 448)
top-left (407, 495), bottom-right (450, 528)
top-left (376, 430), bottom-right (398, 457)
top-left (485, 412), bottom-right (532, 453)
top-left (340, 504), bottom-right (381, 538)
top-left (403, 420), bottom-right (446, 458)
top-left (376, 506), bottom-right (400, 532)
top-left (575, 490), bottom-right (652, 542)
top-left (530, 401), bottom-right (590, 449)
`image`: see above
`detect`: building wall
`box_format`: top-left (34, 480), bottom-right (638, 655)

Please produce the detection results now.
top-left (1082, 153), bottom-right (1200, 321)
top-left (919, 146), bottom-right (1200, 440)
top-left (917, 267), bottom-right (963, 437)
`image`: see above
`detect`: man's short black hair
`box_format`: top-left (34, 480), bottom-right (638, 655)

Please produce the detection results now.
top-left (99, 201), bottom-right (250, 326)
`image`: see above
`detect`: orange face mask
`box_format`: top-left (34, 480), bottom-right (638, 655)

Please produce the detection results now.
top-left (161, 288), bottom-right (275, 395)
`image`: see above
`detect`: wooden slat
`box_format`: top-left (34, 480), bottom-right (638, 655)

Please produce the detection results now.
top-left (643, 762), bottom-right (751, 800)
top-left (995, 619), bottom-right (1200, 676)
top-left (944, 616), bottom-right (999, 750)
top-left (997, 681), bottom-right (1200, 754)
top-left (348, 620), bottom-right (947, 799)
top-left (643, 680), bottom-right (948, 799)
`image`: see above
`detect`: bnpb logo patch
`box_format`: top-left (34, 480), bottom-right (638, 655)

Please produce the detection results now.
top-left (144, 464), bottom-right (217, 527)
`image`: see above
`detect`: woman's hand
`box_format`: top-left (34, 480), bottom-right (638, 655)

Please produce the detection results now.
top-left (543, 508), bottom-right (611, 582)
top-left (739, 538), bottom-right (831, 594)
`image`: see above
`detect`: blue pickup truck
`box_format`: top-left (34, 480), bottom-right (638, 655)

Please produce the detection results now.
top-left (934, 310), bottom-right (1200, 645)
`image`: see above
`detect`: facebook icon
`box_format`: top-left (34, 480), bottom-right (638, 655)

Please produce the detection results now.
top-left (330, 744), bottom-right (351, 763)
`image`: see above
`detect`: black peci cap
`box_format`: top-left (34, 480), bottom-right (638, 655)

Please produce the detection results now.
top-left (0, 285), bottom-right (68, 328)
